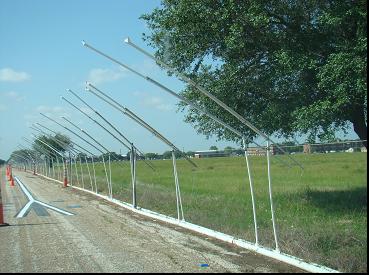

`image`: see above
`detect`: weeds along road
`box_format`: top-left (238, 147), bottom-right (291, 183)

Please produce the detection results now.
top-left (0, 169), bottom-right (304, 273)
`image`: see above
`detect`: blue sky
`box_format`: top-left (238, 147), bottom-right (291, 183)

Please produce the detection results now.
top-left (0, 0), bottom-right (359, 160)
top-left (0, 0), bottom-right (244, 160)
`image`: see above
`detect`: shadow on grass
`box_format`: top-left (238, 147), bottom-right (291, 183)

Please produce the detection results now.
top-left (304, 187), bottom-right (367, 213)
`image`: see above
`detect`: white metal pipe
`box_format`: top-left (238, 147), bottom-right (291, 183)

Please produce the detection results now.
top-left (172, 151), bottom-right (180, 221)
top-left (51, 158), bottom-right (55, 180)
top-left (267, 141), bottom-right (279, 251)
top-left (85, 156), bottom-right (94, 192)
top-left (40, 113), bottom-right (105, 156)
top-left (108, 153), bottom-right (112, 199)
top-left (83, 40), bottom-right (296, 168)
top-left (130, 145), bottom-right (137, 208)
top-left (91, 156), bottom-right (98, 194)
top-left (36, 122), bottom-right (96, 157)
top-left (74, 157), bottom-right (80, 187)
top-left (62, 116), bottom-right (110, 153)
top-left (56, 157), bottom-right (61, 181)
top-left (171, 150), bottom-right (184, 221)
top-left (47, 157), bottom-right (51, 177)
top-left (61, 116), bottom-right (125, 167)
top-left (86, 83), bottom-right (197, 168)
top-left (63, 93), bottom-right (131, 152)
top-left (67, 89), bottom-right (155, 171)
top-left (242, 137), bottom-right (259, 245)
top-left (59, 179), bottom-right (338, 273)
top-left (31, 134), bottom-right (64, 158)
top-left (123, 37), bottom-right (303, 169)
top-left (69, 156), bottom-right (73, 186)
top-left (101, 155), bottom-right (111, 198)
top-left (79, 157), bottom-right (85, 189)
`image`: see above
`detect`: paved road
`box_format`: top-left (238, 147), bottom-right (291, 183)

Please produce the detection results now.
top-left (0, 168), bottom-right (303, 273)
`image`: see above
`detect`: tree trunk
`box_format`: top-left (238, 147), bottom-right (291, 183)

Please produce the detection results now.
top-left (350, 107), bottom-right (367, 148)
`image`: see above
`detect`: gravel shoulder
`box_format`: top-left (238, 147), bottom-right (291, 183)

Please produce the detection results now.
top-left (0, 168), bottom-right (304, 273)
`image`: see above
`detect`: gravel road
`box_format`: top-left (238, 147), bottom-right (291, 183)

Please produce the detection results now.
top-left (0, 168), bottom-right (303, 273)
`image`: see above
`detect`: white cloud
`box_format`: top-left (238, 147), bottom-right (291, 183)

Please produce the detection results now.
top-left (143, 96), bottom-right (173, 111)
top-left (0, 68), bottom-right (31, 82)
top-left (87, 67), bottom-right (127, 85)
top-left (4, 91), bottom-right (25, 101)
top-left (140, 59), bottom-right (161, 75)
top-left (29, 105), bottom-right (71, 123)
top-left (24, 113), bottom-right (39, 121)
top-left (134, 91), bottom-right (174, 112)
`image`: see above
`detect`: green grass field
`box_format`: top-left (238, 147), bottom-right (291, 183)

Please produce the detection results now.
top-left (66, 152), bottom-right (367, 272)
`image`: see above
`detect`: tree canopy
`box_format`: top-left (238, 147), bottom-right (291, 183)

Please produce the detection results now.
top-left (141, 0), bottom-right (367, 146)
top-left (33, 134), bottom-right (72, 158)
top-left (9, 149), bottom-right (37, 163)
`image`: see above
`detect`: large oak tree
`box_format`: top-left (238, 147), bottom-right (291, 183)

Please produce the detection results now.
top-left (141, 0), bottom-right (367, 146)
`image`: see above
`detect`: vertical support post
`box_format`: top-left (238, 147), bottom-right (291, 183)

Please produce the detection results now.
top-left (91, 156), bottom-right (98, 194)
top-left (85, 156), bottom-right (94, 192)
top-left (243, 137), bottom-right (259, 245)
top-left (172, 150), bottom-right (184, 221)
top-left (51, 158), bottom-right (55, 179)
top-left (74, 157), bottom-right (80, 186)
top-left (69, 153), bottom-right (73, 186)
top-left (33, 160), bottom-right (36, 175)
top-left (108, 153), bottom-right (112, 199)
top-left (130, 145), bottom-right (137, 208)
top-left (44, 159), bottom-right (48, 177)
top-left (63, 158), bottom-right (68, 188)
top-left (41, 161), bottom-right (43, 175)
top-left (101, 155), bottom-right (111, 199)
top-left (59, 157), bottom-right (63, 181)
top-left (266, 140), bottom-right (279, 252)
top-left (65, 157), bottom-right (69, 183)
top-left (79, 157), bottom-right (85, 189)
top-left (48, 157), bottom-right (51, 177)
top-left (56, 157), bottom-right (60, 181)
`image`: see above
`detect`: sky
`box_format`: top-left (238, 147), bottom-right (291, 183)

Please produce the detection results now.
top-left (0, 0), bottom-right (359, 161)
top-left (0, 0), bottom-right (243, 160)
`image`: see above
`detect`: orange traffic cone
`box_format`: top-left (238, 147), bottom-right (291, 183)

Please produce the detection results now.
top-left (63, 161), bottom-right (68, 188)
top-left (6, 166), bottom-right (9, 181)
top-left (10, 174), bottom-right (15, 187)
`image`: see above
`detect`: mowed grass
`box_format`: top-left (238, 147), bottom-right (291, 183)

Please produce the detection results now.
top-left (68, 152), bottom-right (367, 272)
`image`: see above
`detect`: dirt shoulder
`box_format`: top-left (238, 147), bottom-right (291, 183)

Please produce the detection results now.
top-left (0, 169), bottom-right (304, 273)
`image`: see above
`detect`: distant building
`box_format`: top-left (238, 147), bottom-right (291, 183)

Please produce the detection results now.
top-left (194, 150), bottom-right (229, 158)
top-left (247, 146), bottom-right (276, 156)
top-left (194, 146), bottom-right (276, 158)
top-left (303, 140), bottom-right (366, 153)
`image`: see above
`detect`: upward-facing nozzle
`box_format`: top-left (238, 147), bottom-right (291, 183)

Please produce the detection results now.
top-left (124, 37), bottom-right (131, 44)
